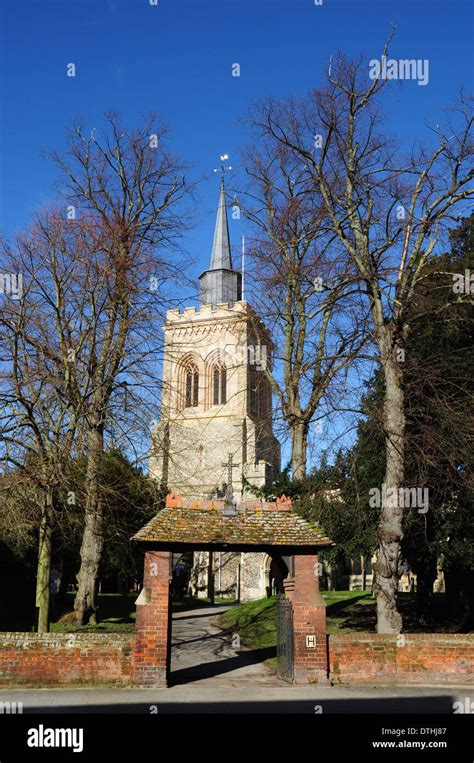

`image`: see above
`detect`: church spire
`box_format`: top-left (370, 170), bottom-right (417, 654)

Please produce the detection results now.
top-left (199, 177), bottom-right (242, 307)
top-left (210, 178), bottom-right (233, 270)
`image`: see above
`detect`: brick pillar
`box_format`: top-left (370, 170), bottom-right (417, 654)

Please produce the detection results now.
top-left (285, 554), bottom-right (328, 684)
top-left (134, 550), bottom-right (171, 687)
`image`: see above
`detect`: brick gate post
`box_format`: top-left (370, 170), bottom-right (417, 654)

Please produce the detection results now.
top-left (133, 550), bottom-right (172, 687)
top-left (286, 553), bottom-right (328, 684)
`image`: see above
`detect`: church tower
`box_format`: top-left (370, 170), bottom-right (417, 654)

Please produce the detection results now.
top-left (150, 178), bottom-right (280, 601)
top-left (150, 179), bottom-right (280, 500)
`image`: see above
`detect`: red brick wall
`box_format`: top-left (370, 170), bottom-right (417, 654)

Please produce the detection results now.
top-left (329, 633), bottom-right (474, 685)
top-left (0, 632), bottom-right (134, 686)
top-left (0, 627), bottom-right (471, 688)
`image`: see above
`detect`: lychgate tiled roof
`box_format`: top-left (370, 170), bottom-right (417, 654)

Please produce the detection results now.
top-left (132, 492), bottom-right (335, 548)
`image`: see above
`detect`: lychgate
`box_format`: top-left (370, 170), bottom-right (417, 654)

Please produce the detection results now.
top-left (132, 491), bottom-right (334, 687)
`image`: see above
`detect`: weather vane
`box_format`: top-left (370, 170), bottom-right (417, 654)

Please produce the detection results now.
top-left (213, 153), bottom-right (232, 176)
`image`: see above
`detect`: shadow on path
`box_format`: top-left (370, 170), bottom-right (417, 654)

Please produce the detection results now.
top-left (21, 695), bottom-right (459, 714)
top-left (170, 646), bottom-right (276, 685)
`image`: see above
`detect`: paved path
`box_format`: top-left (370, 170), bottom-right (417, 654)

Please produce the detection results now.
top-left (170, 604), bottom-right (277, 686)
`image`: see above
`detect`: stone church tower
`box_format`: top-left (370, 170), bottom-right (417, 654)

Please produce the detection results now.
top-left (150, 179), bottom-right (281, 600)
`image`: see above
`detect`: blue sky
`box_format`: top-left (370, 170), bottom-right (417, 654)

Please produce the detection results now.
top-left (0, 0), bottom-right (472, 466)
top-left (1, 0), bottom-right (472, 285)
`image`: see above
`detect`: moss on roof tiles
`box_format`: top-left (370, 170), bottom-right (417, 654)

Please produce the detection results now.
top-left (132, 504), bottom-right (334, 548)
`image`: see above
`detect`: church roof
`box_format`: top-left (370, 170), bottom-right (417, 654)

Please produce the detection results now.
top-left (132, 492), bottom-right (335, 550)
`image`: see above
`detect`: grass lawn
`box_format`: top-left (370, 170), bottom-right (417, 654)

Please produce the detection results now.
top-left (220, 596), bottom-right (278, 650)
top-left (218, 591), bottom-right (370, 654)
top-left (218, 590), bottom-right (470, 655)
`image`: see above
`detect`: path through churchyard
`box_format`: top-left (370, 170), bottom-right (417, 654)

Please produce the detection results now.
top-left (170, 605), bottom-right (280, 687)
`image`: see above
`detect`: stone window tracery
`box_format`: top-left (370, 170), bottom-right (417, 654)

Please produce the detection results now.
top-left (212, 365), bottom-right (227, 405)
top-left (185, 363), bottom-right (199, 408)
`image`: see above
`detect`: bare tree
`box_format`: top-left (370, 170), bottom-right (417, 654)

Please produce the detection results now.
top-left (238, 137), bottom-right (368, 478)
top-left (0, 221), bottom-right (83, 631)
top-left (247, 42), bottom-right (473, 631)
top-left (1, 118), bottom-right (189, 627)
top-left (45, 112), bottom-right (189, 624)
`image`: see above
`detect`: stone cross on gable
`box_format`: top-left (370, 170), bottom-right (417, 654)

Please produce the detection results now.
top-left (222, 452), bottom-right (240, 516)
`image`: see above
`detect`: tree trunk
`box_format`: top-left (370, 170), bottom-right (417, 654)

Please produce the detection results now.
top-left (35, 489), bottom-right (53, 633)
top-left (74, 425), bottom-right (104, 625)
top-left (292, 420), bottom-right (308, 480)
top-left (373, 345), bottom-right (405, 633)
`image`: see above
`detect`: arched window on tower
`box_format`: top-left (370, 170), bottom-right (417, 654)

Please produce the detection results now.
top-left (259, 375), bottom-right (269, 418)
top-left (249, 367), bottom-right (270, 419)
top-left (212, 365), bottom-right (227, 405)
top-left (249, 366), bottom-right (259, 417)
top-left (185, 363), bottom-right (199, 408)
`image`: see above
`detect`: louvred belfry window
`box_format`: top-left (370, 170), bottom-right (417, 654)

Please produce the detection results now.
top-left (213, 366), bottom-right (227, 405)
top-left (185, 364), bottom-right (199, 408)
top-left (248, 367), bottom-right (269, 418)
top-left (249, 366), bottom-right (258, 417)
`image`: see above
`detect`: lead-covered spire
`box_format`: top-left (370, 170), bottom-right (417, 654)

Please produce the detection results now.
top-left (210, 178), bottom-right (233, 270)
top-left (199, 178), bottom-right (242, 307)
